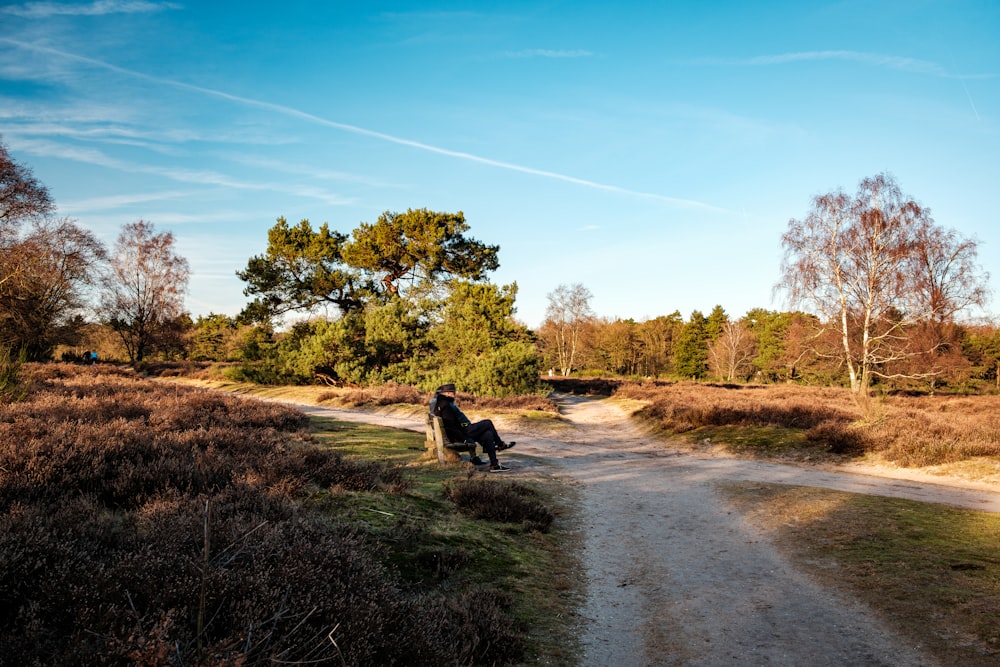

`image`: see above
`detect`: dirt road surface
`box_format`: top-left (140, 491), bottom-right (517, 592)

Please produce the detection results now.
top-left (292, 394), bottom-right (1000, 666)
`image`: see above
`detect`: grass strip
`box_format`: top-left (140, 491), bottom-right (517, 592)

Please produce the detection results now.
top-left (718, 481), bottom-right (1000, 667)
top-left (309, 416), bottom-right (583, 666)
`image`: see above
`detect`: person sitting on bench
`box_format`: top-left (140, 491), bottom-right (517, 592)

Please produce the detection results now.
top-left (429, 383), bottom-right (515, 472)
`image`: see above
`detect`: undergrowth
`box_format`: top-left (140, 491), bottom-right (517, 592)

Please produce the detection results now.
top-left (0, 364), bottom-right (560, 666)
top-left (605, 379), bottom-right (1000, 467)
top-left (445, 476), bottom-right (556, 533)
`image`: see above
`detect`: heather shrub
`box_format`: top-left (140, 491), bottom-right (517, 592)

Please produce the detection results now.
top-left (461, 391), bottom-right (558, 413)
top-left (805, 420), bottom-right (869, 455)
top-left (0, 492), bottom-right (416, 665)
top-left (421, 588), bottom-right (527, 665)
top-left (0, 364), bottom-right (524, 665)
top-left (339, 381), bottom-right (427, 407)
top-left (861, 397), bottom-right (1000, 466)
top-left (445, 477), bottom-right (555, 533)
top-left (617, 378), bottom-right (1000, 467)
top-left (621, 381), bottom-right (856, 433)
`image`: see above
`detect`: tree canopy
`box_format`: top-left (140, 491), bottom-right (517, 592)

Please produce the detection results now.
top-left (1, 138), bottom-right (105, 360)
top-left (238, 218), bottom-right (362, 322)
top-left (0, 218), bottom-right (105, 359)
top-left (541, 283), bottom-right (594, 376)
top-left (778, 172), bottom-right (990, 400)
top-left (342, 209), bottom-right (499, 297)
top-left (0, 137), bottom-right (54, 229)
top-left (101, 221), bottom-right (190, 363)
top-left (238, 209), bottom-right (500, 323)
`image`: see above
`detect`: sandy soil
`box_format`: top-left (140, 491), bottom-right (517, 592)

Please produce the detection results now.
top-left (291, 393), bottom-right (1000, 666)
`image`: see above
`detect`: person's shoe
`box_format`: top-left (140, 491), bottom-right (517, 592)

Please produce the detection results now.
top-left (489, 463), bottom-right (511, 473)
top-left (498, 441), bottom-right (516, 451)
top-left (469, 456), bottom-right (486, 465)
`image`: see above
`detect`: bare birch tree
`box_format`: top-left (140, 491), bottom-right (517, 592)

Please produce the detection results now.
top-left (101, 220), bottom-right (189, 363)
top-left (709, 319), bottom-right (756, 382)
top-left (779, 173), bottom-right (989, 404)
top-left (543, 283), bottom-right (594, 376)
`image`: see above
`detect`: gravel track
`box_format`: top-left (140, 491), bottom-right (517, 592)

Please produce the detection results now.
top-left (291, 394), bottom-right (1000, 666)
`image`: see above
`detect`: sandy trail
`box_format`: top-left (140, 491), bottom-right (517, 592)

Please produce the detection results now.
top-left (292, 394), bottom-right (1000, 666)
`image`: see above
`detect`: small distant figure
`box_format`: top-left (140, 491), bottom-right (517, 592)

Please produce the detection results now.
top-left (82, 350), bottom-right (97, 365)
top-left (89, 351), bottom-right (98, 365)
top-left (548, 368), bottom-right (554, 377)
top-left (429, 383), bottom-right (516, 473)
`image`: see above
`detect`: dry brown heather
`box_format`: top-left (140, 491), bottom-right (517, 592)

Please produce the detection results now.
top-left (611, 380), bottom-right (1000, 467)
top-left (0, 364), bottom-right (525, 666)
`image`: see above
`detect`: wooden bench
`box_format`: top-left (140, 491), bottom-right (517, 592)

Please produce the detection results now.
top-left (425, 414), bottom-right (478, 464)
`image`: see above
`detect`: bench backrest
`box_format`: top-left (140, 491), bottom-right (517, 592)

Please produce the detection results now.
top-left (425, 413), bottom-right (473, 464)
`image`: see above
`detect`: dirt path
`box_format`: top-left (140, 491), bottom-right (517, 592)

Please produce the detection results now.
top-left (293, 394), bottom-right (1000, 666)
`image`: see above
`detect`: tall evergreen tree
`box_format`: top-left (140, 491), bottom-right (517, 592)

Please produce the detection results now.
top-left (674, 311), bottom-right (709, 379)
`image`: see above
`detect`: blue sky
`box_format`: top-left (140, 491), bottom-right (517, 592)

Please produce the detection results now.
top-left (1, 0), bottom-right (997, 328)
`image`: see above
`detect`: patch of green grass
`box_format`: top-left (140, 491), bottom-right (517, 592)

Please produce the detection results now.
top-left (309, 416), bottom-right (582, 666)
top-left (310, 417), bottom-right (423, 459)
top-left (719, 481), bottom-right (1000, 667)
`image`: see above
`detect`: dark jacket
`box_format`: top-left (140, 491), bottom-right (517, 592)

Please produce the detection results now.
top-left (429, 393), bottom-right (471, 443)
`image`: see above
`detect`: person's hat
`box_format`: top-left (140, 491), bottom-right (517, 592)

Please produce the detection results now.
top-left (437, 383), bottom-right (456, 393)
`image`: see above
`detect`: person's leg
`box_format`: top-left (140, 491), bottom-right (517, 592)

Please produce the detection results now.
top-left (469, 419), bottom-right (515, 451)
top-left (467, 421), bottom-right (500, 465)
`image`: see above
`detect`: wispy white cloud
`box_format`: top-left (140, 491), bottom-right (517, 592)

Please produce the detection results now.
top-left (1, 0), bottom-right (181, 18)
top-left (697, 50), bottom-right (994, 80)
top-left (504, 49), bottom-right (594, 59)
top-left (8, 137), bottom-right (354, 207)
top-left (58, 189), bottom-right (199, 214)
top-left (223, 154), bottom-right (399, 189)
top-left (127, 210), bottom-right (249, 226)
top-left (1, 37), bottom-right (727, 212)
top-left (3, 119), bottom-right (300, 155)
top-left (7, 121), bottom-right (193, 142)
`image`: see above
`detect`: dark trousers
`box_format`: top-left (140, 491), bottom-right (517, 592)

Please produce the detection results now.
top-left (467, 419), bottom-right (502, 464)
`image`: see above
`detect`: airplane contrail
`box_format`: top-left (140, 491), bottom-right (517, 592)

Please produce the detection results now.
top-left (1, 37), bottom-right (727, 212)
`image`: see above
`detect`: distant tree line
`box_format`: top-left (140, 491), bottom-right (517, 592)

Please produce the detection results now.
top-left (536, 175), bottom-right (994, 400)
top-left (3, 137), bottom-right (996, 399)
top-left (537, 303), bottom-right (1000, 392)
